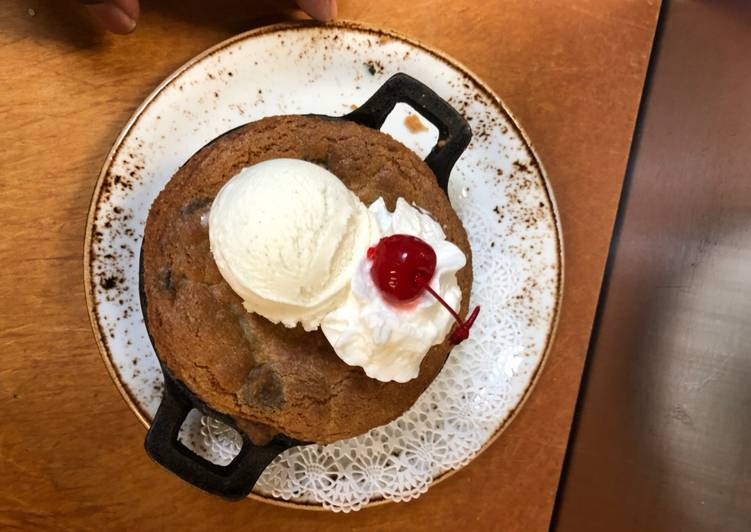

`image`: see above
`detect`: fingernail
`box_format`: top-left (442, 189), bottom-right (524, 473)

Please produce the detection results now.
top-left (298, 0), bottom-right (337, 22)
top-left (85, 3), bottom-right (137, 34)
top-left (327, 1), bottom-right (338, 21)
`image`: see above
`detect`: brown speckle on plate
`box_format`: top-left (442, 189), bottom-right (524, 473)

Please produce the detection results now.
top-left (404, 113), bottom-right (428, 134)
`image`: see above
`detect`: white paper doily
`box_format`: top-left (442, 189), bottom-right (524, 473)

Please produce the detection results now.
top-left (85, 22), bottom-right (562, 512)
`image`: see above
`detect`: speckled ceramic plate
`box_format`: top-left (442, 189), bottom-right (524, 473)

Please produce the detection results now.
top-left (84, 21), bottom-right (563, 511)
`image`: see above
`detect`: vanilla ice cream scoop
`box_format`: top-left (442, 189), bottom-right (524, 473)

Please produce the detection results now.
top-left (208, 159), bottom-right (376, 331)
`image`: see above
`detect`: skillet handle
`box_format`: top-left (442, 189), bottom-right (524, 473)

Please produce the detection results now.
top-left (144, 372), bottom-right (297, 500)
top-left (345, 72), bottom-right (472, 192)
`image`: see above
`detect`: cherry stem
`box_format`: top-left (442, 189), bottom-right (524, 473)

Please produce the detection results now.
top-left (418, 277), bottom-right (464, 324)
top-left (415, 275), bottom-right (480, 345)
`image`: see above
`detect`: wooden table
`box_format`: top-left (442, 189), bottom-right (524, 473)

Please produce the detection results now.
top-left (0, 1), bottom-right (659, 530)
top-left (555, 1), bottom-right (751, 530)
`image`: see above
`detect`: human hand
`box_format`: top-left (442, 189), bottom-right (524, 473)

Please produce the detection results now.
top-left (81, 0), bottom-right (337, 34)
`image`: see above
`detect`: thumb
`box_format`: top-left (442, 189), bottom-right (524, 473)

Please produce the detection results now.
top-left (296, 0), bottom-right (337, 22)
top-left (82, 0), bottom-right (140, 34)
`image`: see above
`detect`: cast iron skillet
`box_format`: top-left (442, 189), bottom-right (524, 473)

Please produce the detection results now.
top-left (139, 73), bottom-right (472, 500)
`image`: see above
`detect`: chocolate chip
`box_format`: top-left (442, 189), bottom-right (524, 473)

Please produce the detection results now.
top-left (180, 196), bottom-right (213, 216)
top-left (240, 365), bottom-right (284, 408)
top-left (157, 267), bottom-right (174, 297)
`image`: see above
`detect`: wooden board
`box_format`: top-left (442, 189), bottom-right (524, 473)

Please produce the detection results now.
top-left (0, 1), bottom-right (659, 530)
top-left (555, 1), bottom-right (751, 530)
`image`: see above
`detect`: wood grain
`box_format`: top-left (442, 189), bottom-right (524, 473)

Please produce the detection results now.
top-left (556, 1), bottom-right (751, 530)
top-left (0, 0), bottom-right (659, 530)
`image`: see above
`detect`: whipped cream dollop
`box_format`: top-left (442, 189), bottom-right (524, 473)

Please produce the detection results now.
top-left (321, 198), bottom-right (466, 383)
top-left (209, 159), bottom-right (467, 383)
top-left (208, 159), bottom-right (376, 331)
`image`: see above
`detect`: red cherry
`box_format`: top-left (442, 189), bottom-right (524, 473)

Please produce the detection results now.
top-left (368, 234), bottom-right (480, 344)
top-left (369, 234), bottom-right (437, 303)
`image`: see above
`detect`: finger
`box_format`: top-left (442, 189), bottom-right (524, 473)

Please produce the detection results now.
top-left (296, 0), bottom-right (337, 21)
top-left (81, 0), bottom-right (140, 34)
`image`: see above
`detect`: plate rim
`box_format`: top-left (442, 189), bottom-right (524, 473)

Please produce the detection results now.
top-left (83, 19), bottom-right (564, 510)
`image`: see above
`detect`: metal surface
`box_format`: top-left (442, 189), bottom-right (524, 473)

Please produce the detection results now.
top-left (553, 0), bottom-right (751, 530)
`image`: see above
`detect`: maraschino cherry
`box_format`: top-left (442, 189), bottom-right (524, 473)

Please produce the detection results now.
top-left (367, 234), bottom-right (480, 344)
